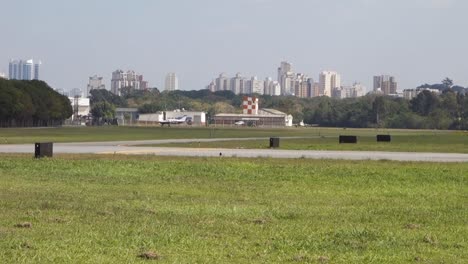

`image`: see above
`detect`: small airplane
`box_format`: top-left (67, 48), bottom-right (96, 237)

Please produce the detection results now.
top-left (234, 120), bottom-right (245, 126)
top-left (160, 115), bottom-right (190, 126)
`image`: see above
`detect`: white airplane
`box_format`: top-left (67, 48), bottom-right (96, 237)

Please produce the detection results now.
top-left (234, 120), bottom-right (245, 126)
top-left (160, 115), bottom-right (190, 126)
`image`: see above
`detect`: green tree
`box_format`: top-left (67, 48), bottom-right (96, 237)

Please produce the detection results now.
top-left (442, 77), bottom-right (453, 89)
top-left (410, 90), bottom-right (440, 116)
top-left (91, 102), bottom-right (116, 125)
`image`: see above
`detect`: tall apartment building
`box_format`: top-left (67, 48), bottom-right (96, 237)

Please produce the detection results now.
top-left (165, 73), bottom-right (179, 91)
top-left (87, 75), bottom-right (105, 97)
top-left (373, 75), bottom-right (397, 95)
top-left (319, 71), bottom-right (341, 97)
top-left (250, 76), bottom-right (265, 95)
top-left (264, 77), bottom-right (281, 96)
top-left (110, 70), bottom-right (147, 96)
top-left (277, 61), bottom-right (294, 95)
top-left (206, 81), bottom-right (216, 92)
top-left (8, 59), bottom-right (41, 80)
top-left (230, 73), bottom-right (245, 94)
top-left (293, 74), bottom-right (311, 98)
top-left (332, 82), bottom-right (366, 99)
top-left (215, 73), bottom-right (230, 91)
top-left (310, 81), bottom-right (320, 97)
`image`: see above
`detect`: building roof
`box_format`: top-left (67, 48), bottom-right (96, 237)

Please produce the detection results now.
top-left (260, 108), bottom-right (287, 115)
top-left (116, 108), bottom-right (139, 112)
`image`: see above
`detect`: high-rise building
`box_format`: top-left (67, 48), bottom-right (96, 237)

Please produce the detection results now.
top-left (277, 61), bottom-right (294, 95)
top-left (87, 75), bottom-right (105, 97)
top-left (34, 61), bottom-right (41, 80)
top-left (250, 76), bottom-right (264, 95)
top-left (373, 75), bottom-right (397, 95)
top-left (310, 81), bottom-right (320, 98)
top-left (110, 70), bottom-right (147, 96)
top-left (332, 82), bottom-right (366, 99)
top-left (165, 73), bottom-right (179, 91)
top-left (293, 74), bottom-right (311, 98)
top-left (206, 81), bottom-right (216, 92)
top-left (8, 59), bottom-right (41, 80)
top-left (230, 73), bottom-right (245, 94)
top-left (264, 77), bottom-right (281, 96)
top-left (319, 71), bottom-right (341, 97)
top-left (264, 77), bottom-right (273, 95)
top-left (215, 73), bottom-right (230, 92)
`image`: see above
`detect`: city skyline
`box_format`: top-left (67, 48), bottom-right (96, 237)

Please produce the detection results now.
top-left (1, 0), bottom-right (467, 92)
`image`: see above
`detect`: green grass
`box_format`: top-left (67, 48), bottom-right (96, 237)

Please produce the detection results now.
top-left (0, 126), bottom-right (463, 145)
top-left (0, 154), bottom-right (467, 263)
top-left (154, 133), bottom-right (468, 153)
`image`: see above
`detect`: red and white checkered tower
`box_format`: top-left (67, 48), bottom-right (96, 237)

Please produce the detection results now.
top-left (242, 96), bottom-right (258, 115)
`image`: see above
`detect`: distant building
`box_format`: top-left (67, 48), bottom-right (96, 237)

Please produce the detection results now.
top-left (277, 61), bottom-right (294, 95)
top-left (293, 74), bottom-right (311, 98)
top-left (87, 75), bottom-right (105, 97)
top-left (215, 73), bottom-right (230, 91)
top-left (374, 75), bottom-right (397, 95)
top-left (0, 72), bottom-right (6, 79)
top-left (230, 73), bottom-right (246, 94)
top-left (206, 81), bottom-right (216, 92)
top-left (111, 69), bottom-right (148, 96)
top-left (34, 61), bottom-right (41, 80)
top-left (319, 71), bottom-right (341, 97)
top-left (310, 81), bottom-right (320, 98)
top-left (348, 83), bottom-right (366, 98)
top-left (332, 83), bottom-right (366, 99)
top-left (250, 76), bottom-right (264, 95)
top-left (403, 88), bottom-right (441, 100)
top-left (68, 97), bottom-right (90, 120)
top-left (69, 88), bottom-right (84, 98)
top-left (115, 108), bottom-right (139, 125)
top-left (9, 59), bottom-right (41, 80)
top-left (165, 73), bottom-right (179, 91)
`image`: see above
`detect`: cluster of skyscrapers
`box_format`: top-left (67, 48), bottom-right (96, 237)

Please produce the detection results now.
top-left (84, 71), bottom-right (178, 97)
top-left (110, 70), bottom-right (148, 96)
top-left (207, 61), bottom-right (398, 99)
top-left (8, 59), bottom-right (41, 80)
top-left (3, 57), bottom-right (398, 100)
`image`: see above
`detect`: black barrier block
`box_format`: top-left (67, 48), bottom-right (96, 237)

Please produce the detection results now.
top-left (270, 137), bottom-right (280, 148)
top-left (339, 135), bottom-right (357, 144)
top-left (377, 135), bottom-right (392, 142)
top-left (35, 142), bottom-right (53, 158)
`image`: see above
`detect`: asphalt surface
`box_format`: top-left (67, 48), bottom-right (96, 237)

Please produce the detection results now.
top-left (0, 138), bottom-right (467, 162)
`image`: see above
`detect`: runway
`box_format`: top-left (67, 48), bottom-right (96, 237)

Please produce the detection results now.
top-left (0, 138), bottom-right (467, 162)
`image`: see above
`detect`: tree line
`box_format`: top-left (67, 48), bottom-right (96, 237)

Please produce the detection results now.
top-left (89, 81), bottom-right (468, 130)
top-left (0, 79), bottom-right (72, 127)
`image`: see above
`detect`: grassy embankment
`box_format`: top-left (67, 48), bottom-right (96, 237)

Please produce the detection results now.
top-left (0, 155), bottom-right (466, 263)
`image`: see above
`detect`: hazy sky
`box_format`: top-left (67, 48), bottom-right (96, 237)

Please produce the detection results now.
top-left (1, 0), bottom-right (467, 92)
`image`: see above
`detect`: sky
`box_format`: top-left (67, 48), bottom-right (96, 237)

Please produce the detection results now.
top-left (1, 0), bottom-right (467, 93)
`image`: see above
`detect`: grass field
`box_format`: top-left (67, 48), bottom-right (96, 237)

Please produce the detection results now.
top-left (154, 133), bottom-right (468, 153)
top-left (0, 154), bottom-right (466, 263)
top-left (0, 126), bottom-right (466, 153)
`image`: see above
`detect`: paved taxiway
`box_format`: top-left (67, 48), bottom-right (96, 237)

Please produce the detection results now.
top-left (0, 138), bottom-right (467, 162)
